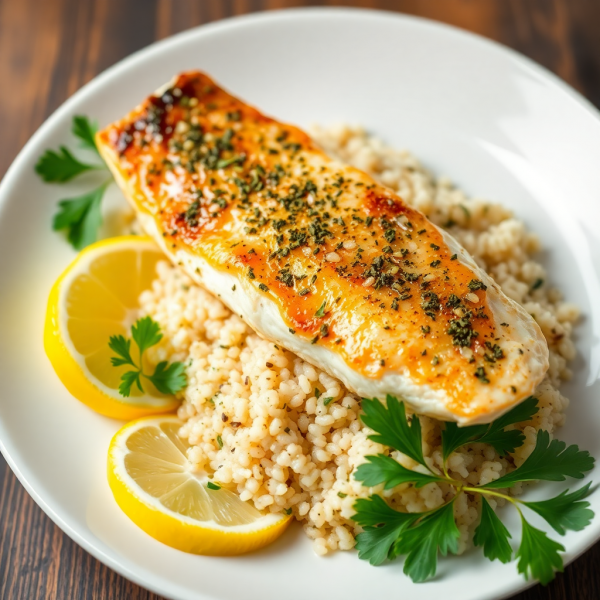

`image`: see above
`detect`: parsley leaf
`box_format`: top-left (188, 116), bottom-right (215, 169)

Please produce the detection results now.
top-left (35, 146), bottom-right (97, 182)
top-left (476, 396), bottom-right (538, 455)
top-left (131, 316), bottom-right (163, 354)
top-left (516, 516), bottom-right (564, 585)
top-left (109, 317), bottom-right (187, 398)
top-left (147, 361), bottom-right (187, 395)
top-left (108, 335), bottom-right (135, 367)
top-left (352, 495), bottom-right (419, 565)
top-left (485, 430), bottom-right (595, 488)
top-left (354, 394), bottom-right (595, 584)
top-left (393, 501), bottom-right (460, 583)
top-left (52, 183), bottom-right (108, 250)
top-left (361, 396), bottom-right (426, 467)
top-left (441, 422), bottom-right (487, 462)
top-left (72, 115), bottom-right (100, 155)
top-left (442, 396), bottom-right (539, 461)
top-left (354, 454), bottom-right (445, 490)
top-left (119, 370), bottom-right (142, 397)
top-left (523, 483), bottom-right (594, 535)
top-left (473, 496), bottom-right (512, 563)
top-left (35, 115), bottom-right (111, 249)
top-left (477, 428), bottom-right (526, 457)
top-left (487, 396), bottom-right (539, 431)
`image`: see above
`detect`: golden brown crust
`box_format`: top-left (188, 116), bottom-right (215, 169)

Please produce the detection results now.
top-left (97, 71), bottom-right (548, 421)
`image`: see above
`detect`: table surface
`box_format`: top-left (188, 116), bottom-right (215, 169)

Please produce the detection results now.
top-left (1, 0), bottom-right (600, 598)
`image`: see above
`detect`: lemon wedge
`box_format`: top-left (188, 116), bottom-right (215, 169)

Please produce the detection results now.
top-left (108, 416), bottom-right (292, 555)
top-left (44, 236), bottom-right (180, 420)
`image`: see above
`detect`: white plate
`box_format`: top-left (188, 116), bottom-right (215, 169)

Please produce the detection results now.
top-left (1, 7), bottom-right (600, 600)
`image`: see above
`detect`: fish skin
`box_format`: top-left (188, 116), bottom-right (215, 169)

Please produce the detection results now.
top-left (96, 71), bottom-right (549, 425)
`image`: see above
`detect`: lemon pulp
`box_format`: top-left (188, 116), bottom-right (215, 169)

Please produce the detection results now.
top-left (108, 416), bottom-right (292, 555)
top-left (44, 236), bottom-right (179, 419)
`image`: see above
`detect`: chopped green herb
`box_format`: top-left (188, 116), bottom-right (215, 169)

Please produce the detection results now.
top-left (474, 366), bottom-right (490, 384)
top-left (315, 301), bottom-right (327, 318)
top-left (532, 278), bottom-right (544, 290)
top-left (468, 279), bottom-right (487, 292)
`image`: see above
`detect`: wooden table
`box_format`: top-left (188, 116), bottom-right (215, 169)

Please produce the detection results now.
top-left (1, 1), bottom-right (599, 598)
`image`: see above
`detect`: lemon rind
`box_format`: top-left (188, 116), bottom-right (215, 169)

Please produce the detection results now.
top-left (107, 416), bottom-right (292, 555)
top-left (44, 236), bottom-right (179, 419)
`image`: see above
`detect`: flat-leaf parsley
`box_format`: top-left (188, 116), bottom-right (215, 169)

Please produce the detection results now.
top-left (351, 396), bottom-right (594, 584)
top-left (109, 316), bottom-right (187, 397)
top-left (35, 115), bottom-right (112, 249)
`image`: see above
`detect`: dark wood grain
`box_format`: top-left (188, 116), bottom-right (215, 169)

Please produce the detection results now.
top-left (1, 1), bottom-right (599, 598)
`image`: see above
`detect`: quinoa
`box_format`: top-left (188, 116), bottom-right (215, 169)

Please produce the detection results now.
top-left (139, 124), bottom-right (579, 556)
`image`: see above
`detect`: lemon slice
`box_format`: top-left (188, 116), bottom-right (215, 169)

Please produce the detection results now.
top-left (108, 416), bottom-right (292, 555)
top-left (44, 236), bottom-right (179, 420)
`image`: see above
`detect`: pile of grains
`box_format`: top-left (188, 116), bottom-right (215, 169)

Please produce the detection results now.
top-left (139, 124), bottom-right (579, 556)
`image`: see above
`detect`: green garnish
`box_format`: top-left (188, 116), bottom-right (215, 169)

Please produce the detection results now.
top-left (352, 396), bottom-right (594, 584)
top-left (72, 115), bottom-right (102, 155)
top-left (441, 396), bottom-right (538, 459)
top-left (35, 115), bottom-right (111, 249)
top-left (207, 481), bottom-right (221, 491)
top-left (522, 483), bottom-right (594, 535)
top-left (360, 395), bottom-right (425, 465)
top-left (355, 454), bottom-right (445, 490)
top-left (468, 279), bottom-right (487, 292)
top-left (484, 430), bottom-right (594, 488)
top-left (531, 278), bottom-right (544, 290)
top-left (315, 301), bottom-right (327, 318)
top-left (515, 517), bottom-right (564, 584)
top-left (35, 146), bottom-right (97, 182)
top-left (473, 496), bottom-right (513, 563)
top-left (391, 500), bottom-right (460, 583)
top-left (108, 316), bottom-right (187, 397)
top-left (52, 182), bottom-right (109, 250)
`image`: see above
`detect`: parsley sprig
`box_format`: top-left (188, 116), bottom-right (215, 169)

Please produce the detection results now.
top-left (109, 317), bottom-right (187, 397)
top-left (352, 395), bottom-right (594, 584)
top-left (35, 115), bottom-right (111, 250)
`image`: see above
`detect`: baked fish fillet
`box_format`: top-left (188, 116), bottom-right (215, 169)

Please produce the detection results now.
top-left (97, 71), bottom-right (549, 425)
